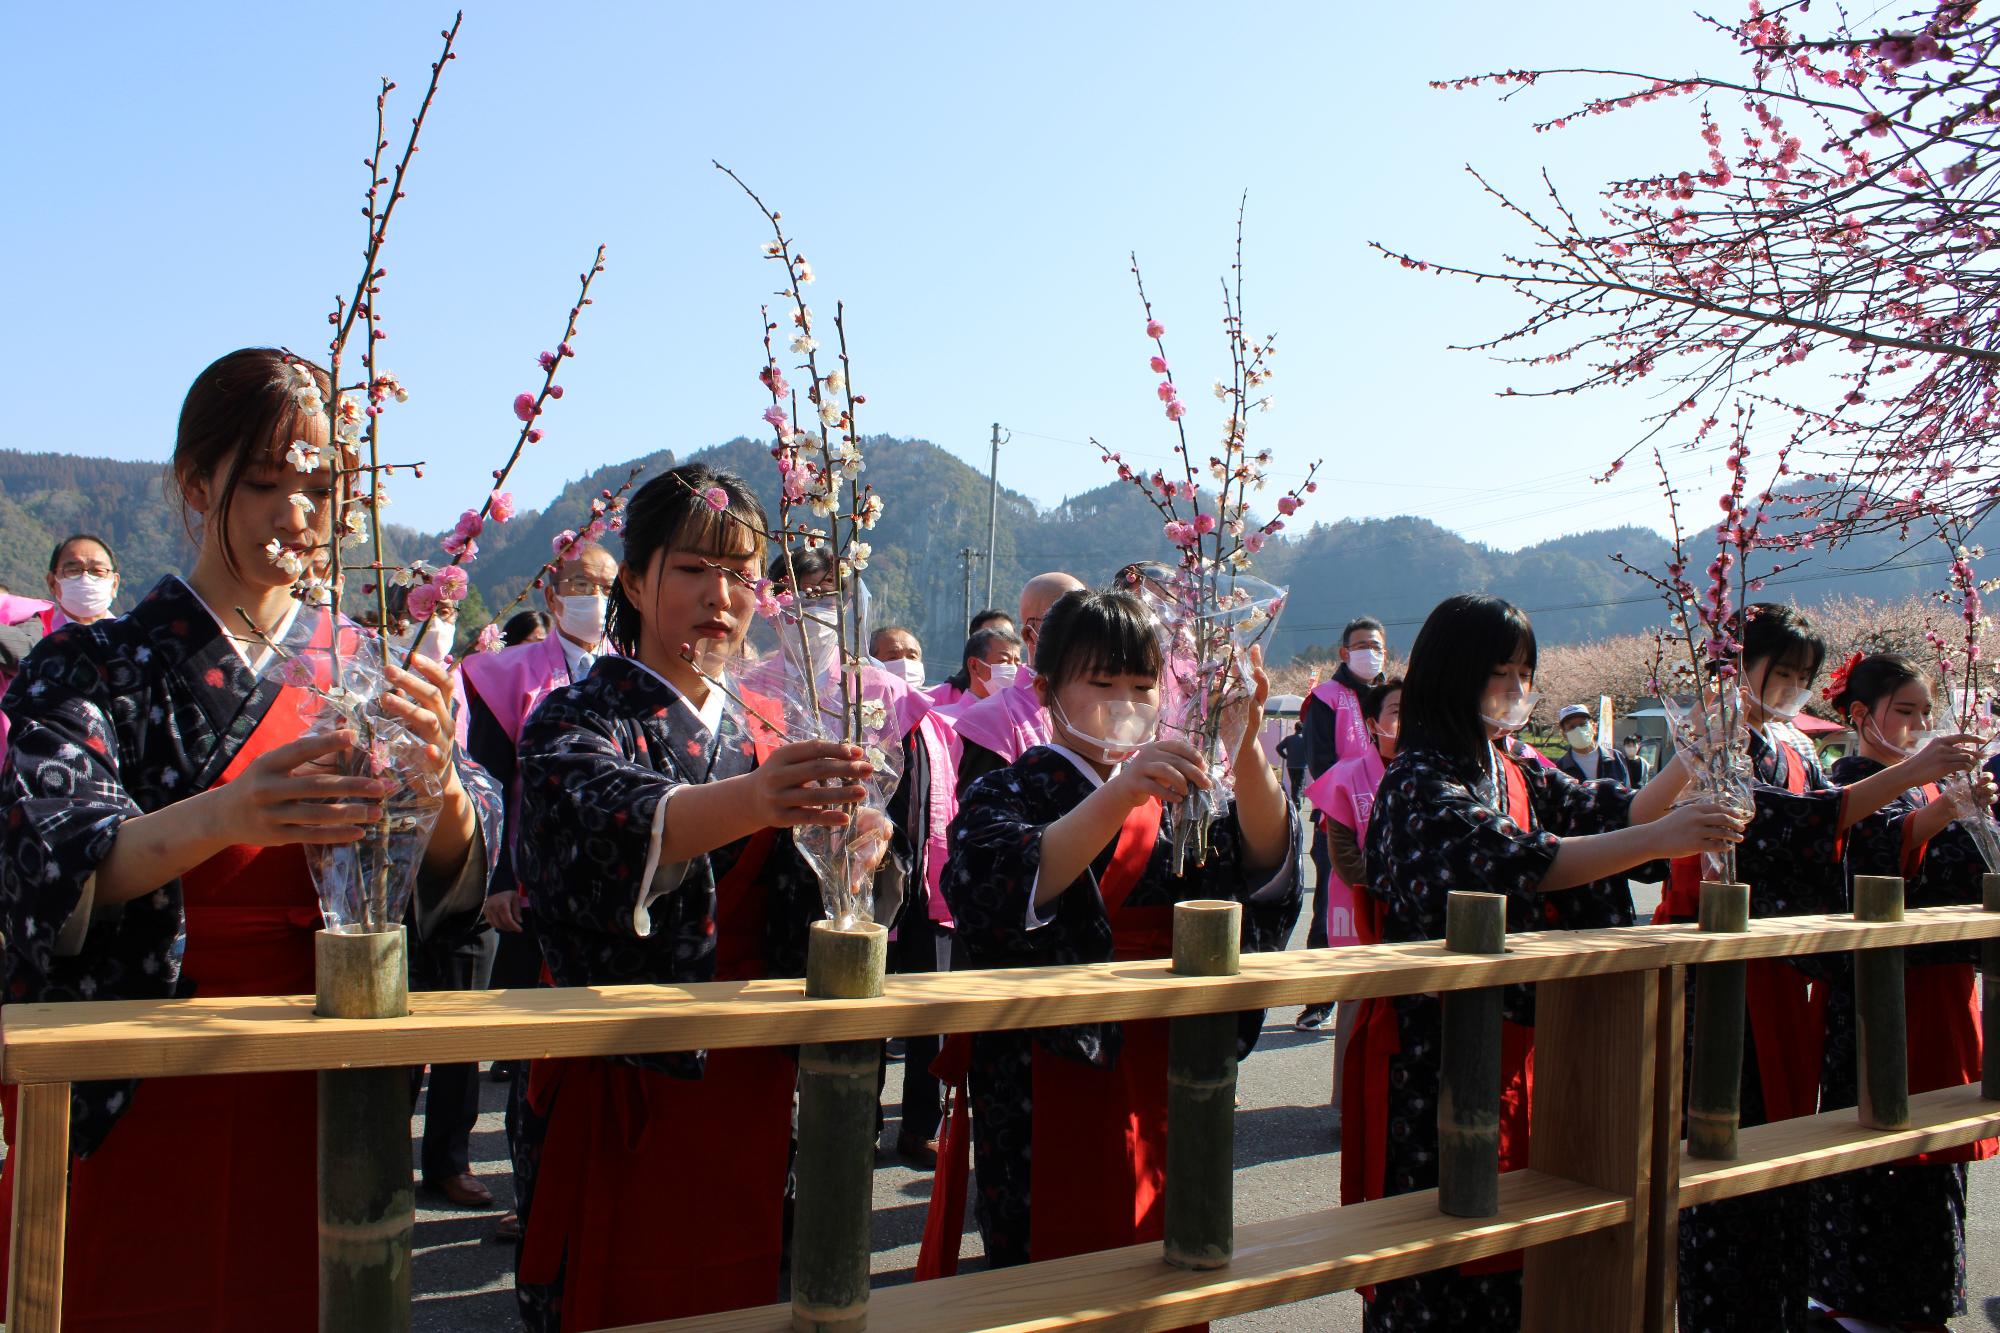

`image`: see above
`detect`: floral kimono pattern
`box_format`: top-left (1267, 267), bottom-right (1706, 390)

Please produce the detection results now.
top-left (941, 744), bottom-right (1301, 1267)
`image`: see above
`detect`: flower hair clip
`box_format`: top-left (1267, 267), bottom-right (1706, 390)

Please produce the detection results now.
top-left (1821, 649), bottom-right (1866, 704)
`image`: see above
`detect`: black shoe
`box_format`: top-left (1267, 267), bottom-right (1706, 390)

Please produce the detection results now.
top-left (1294, 1003), bottom-right (1333, 1031)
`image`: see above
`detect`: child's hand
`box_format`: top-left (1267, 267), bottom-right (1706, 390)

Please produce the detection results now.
top-left (1105, 738), bottom-right (1212, 810)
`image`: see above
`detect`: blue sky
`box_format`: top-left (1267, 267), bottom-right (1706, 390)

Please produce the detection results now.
top-left (2, 2), bottom-right (1768, 551)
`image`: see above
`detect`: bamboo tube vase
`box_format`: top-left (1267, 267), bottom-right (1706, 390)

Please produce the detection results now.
top-left (791, 920), bottom-right (888, 1333)
top-left (1439, 891), bottom-right (1505, 1218)
top-left (1164, 900), bottom-right (1243, 1271)
top-left (1688, 881), bottom-right (1750, 1160)
top-left (315, 927), bottom-right (413, 1333)
top-left (1852, 875), bottom-right (1909, 1130)
top-left (1986, 875), bottom-right (2000, 1102)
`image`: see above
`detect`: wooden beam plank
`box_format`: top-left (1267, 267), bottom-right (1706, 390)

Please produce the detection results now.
top-left (612, 1172), bottom-right (1629, 1333)
top-left (1678, 1082), bottom-right (2000, 1206)
top-left (1522, 968), bottom-right (1658, 1331)
top-left (5, 1082), bottom-right (69, 1333)
top-left (6, 908), bottom-right (2000, 1084)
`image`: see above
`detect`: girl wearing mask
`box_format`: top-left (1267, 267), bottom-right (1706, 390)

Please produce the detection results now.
top-left (509, 465), bottom-right (884, 1332)
top-left (1812, 652), bottom-right (1995, 1328)
top-left (1350, 594), bottom-right (1746, 1332)
top-left (920, 587), bottom-right (1300, 1286)
top-left (0, 348), bottom-right (502, 1329)
top-left (45, 533), bottom-right (120, 628)
top-left (1649, 605), bottom-right (1976, 1332)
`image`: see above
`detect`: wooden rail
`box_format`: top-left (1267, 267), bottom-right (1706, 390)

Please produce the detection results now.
top-left (5, 905), bottom-right (1997, 1332)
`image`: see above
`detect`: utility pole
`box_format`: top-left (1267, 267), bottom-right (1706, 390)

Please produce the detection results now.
top-left (985, 422), bottom-right (1004, 608)
top-left (960, 547), bottom-right (981, 631)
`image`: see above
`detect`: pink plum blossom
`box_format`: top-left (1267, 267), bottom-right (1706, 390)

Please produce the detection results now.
top-left (1193, 513), bottom-right (1217, 535)
top-left (434, 565), bottom-right (470, 603)
top-left (1149, 356), bottom-right (1168, 373)
top-left (702, 486), bottom-right (730, 512)
top-left (551, 529), bottom-right (578, 558)
top-left (490, 491), bottom-right (516, 523)
top-left (1164, 520), bottom-right (1198, 547)
top-left (474, 623), bottom-right (503, 653)
top-left (538, 351), bottom-right (557, 371)
top-left (1165, 399), bottom-right (1188, 422)
top-left (1276, 495), bottom-right (1301, 516)
top-left (1146, 318), bottom-right (1165, 338)
top-left (406, 583), bottom-right (441, 621)
top-left (513, 393), bottom-right (538, 422)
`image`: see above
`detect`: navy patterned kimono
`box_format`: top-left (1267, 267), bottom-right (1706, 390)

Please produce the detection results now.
top-left (509, 654), bottom-right (826, 1332)
top-left (942, 744), bottom-right (1301, 1267)
top-left (1672, 724), bottom-right (1849, 1333)
top-left (0, 574), bottom-right (500, 1153)
top-left (1809, 754), bottom-right (1984, 1324)
top-left (1355, 743), bottom-right (1632, 1333)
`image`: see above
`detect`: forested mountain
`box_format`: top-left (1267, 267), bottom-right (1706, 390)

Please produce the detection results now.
top-left (0, 442), bottom-right (1968, 663)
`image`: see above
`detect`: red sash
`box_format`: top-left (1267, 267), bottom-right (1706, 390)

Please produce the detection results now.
top-left (918, 798), bottom-right (1183, 1291)
top-left (0, 682), bottom-right (326, 1331)
top-left (1342, 754), bottom-right (1536, 1287)
top-left (1903, 963), bottom-right (1995, 1164)
top-left (517, 825), bottom-right (793, 1330)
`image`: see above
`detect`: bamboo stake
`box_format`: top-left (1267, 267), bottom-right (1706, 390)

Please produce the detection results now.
top-left (1165, 900), bottom-right (1243, 1271)
top-left (1439, 891), bottom-right (1505, 1218)
top-left (1688, 881), bottom-right (1750, 1160)
top-left (1853, 875), bottom-right (1909, 1130)
top-left (1985, 874), bottom-right (2000, 1102)
top-left (791, 920), bottom-right (888, 1333)
top-left (316, 928), bottom-right (412, 1333)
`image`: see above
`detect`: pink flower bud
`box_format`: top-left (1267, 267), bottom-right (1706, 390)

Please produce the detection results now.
top-left (1146, 318), bottom-right (1165, 338)
top-left (1149, 356), bottom-right (1168, 374)
top-left (558, 342), bottom-right (575, 357)
top-left (551, 529), bottom-right (578, 558)
top-left (1165, 398), bottom-right (1188, 421)
top-left (1156, 380), bottom-right (1176, 402)
top-left (513, 393), bottom-right (538, 422)
top-left (538, 351), bottom-right (556, 370)
top-left (549, 384), bottom-right (565, 400)
top-left (1277, 495), bottom-right (1301, 516)
top-left (527, 428), bottom-right (545, 444)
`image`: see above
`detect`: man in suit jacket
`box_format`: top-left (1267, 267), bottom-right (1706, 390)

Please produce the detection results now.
top-left (1555, 703), bottom-right (1636, 785)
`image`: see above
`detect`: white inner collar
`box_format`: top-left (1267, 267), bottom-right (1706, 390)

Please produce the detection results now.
top-left (1047, 741), bottom-right (1117, 790)
top-left (179, 577), bottom-right (302, 675)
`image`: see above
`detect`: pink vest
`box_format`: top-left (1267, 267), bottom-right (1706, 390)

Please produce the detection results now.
top-left (0, 596), bottom-right (53, 758)
top-left (1310, 677), bottom-right (1370, 766)
top-left (459, 634), bottom-right (580, 744)
top-left (950, 671), bottom-right (1051, 762)
top-left (925, 680), bottom-right (966, 709)
top-left (1302, 745), bottom-right (1383, 950)
top-left (915, 711), bottom-right (960, 926)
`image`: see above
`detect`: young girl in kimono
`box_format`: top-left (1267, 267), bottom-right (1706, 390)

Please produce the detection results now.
top-left (0, 346), bottom-right (502, 1331)
top-left (510, 464), bottom-right (885, 1333)
top-left (922, 586), bottom-right (1301, 1282)
top-left (1354, 593), bottom-right (1748, 1333)
top-left (1812, 652), bottom-right (1995, 1328)
top-left (1653, 607), bottom-right (1977, 1333)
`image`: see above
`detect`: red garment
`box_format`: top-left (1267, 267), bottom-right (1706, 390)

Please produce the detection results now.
top-left (517, 828), bottom-right (796, 1331)
top-left (917, 797), bottom-right (1199, 1326)
top-left (1341, 752), bottom-right (1536, 1285)
top-left (0, 683), bottom-right (323, 1332)
top-left (1900, 963), bottom-right (1994, 1165)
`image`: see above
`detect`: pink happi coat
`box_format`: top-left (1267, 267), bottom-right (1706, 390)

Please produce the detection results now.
top-left (949, 670), bottom-right (1051, 763)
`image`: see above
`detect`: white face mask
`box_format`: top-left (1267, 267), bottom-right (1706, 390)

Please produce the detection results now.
top-left (57, 573), bottom-right (116, 621)
top-left (981, 660), bottom-right (1019, 695)
top-left (1761, 683), bottom-right (1812, 721)
top-left (553, 592), bottom-right (607, 646)
top-left (1864, 717), bottom-right (1932, 760)
top-left (401, 620), bottom-right (455, 664)
top-left (890, 656), bottom-right (925, 688)
top-left (1055, 698), bottom-right (1159, 764)
top-left (1565, 723), bottom-right (1597, 753)
top-left (1347, 648), bottom-right (1385, 682)
top-left (1481, 689), bottom-right (1542, 733)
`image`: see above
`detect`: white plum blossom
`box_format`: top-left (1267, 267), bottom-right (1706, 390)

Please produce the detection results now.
top-left (791, 334), bottom-right (818, 355)
top-left (286, 441), bottom-right (321, 473)
top-left (264, 539), bottom-right (305, 580)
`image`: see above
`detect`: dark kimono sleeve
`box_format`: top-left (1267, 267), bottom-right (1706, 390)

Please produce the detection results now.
top-left (516, 697), bottom-right (679, 940)
top-left (943, 767), bottom-right (1056, 962)
top-left (1369, 768), bottom-right (1564, 928)
top-left (0, 658), bottom-right (168, 1004)
top-left (1739, 785), bottom-right (1848, 918)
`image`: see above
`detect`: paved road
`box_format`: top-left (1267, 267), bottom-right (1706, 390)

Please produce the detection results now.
top-left (411, 886), bottom-right (2000, 1330)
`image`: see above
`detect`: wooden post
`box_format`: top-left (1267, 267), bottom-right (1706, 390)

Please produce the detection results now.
top-left (1164, 900), bottom-right (1243, 1271)
top-left (1852, 874), bottom-right (1909, 1131)
top-left (1521, 968), bottom-right (1661, 1331)
top-left (1985, 874), bottom-right (2000, 1101)
top-left (316, 928), bottom-right (412, 1333)
top-left (5, 1082), bottom-right (72, 1333)
top-left (1643, 966), bottom-right (1686, 1333)
top-left (791, 920), bottom-right (888, 1333)
top-left (1439, 891), bottom-right (1506, 1218)
top-left (1687, 881), bottom-right (1749, 1160)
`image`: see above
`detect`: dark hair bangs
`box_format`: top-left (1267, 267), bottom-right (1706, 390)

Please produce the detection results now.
top-left (1032, 589), bottom-right (1163, 687)
top-left (1399, 594), bottom-right (1538, 766)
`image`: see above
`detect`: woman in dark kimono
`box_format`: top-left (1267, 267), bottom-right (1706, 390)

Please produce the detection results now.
top-left (1812, 652), bottom-right (1995, 1326)
top-left (0, 347), bottom-right (501, 1331)
top-left (919, 588), bottom-right (1301, 1285)
top-left (1652, 608), bottom-right (1977, 1333)
top-left (510, 464), bottom-right (885, 1333)
top-left (1353, 594), bottom-right (1747, 1333)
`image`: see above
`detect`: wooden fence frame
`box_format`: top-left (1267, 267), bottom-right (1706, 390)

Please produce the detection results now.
top-left (6, 905), bottom-right (2000, 1332)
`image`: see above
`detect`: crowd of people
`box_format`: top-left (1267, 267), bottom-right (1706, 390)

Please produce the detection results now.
top-left (0, 349), bottom-right (1990, 1333)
